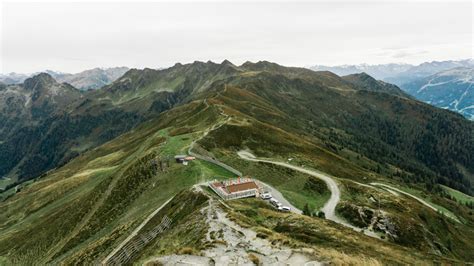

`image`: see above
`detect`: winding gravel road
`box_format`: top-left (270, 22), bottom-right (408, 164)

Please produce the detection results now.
top-left (237, 151), bottom-right (343, 223)
top-left (237, 151), bottom-right (383, 238)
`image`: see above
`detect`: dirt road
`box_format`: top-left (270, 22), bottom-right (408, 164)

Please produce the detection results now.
top-left (237, 151), bottom-right (382, 238)
top-left (237, 151), bottom-right (342, 222)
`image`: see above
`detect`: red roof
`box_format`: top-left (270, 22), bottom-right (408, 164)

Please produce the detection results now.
top-left (226, 181), bottom-right (258, 193)
top-left (212, 181), bottom-right (225, 188)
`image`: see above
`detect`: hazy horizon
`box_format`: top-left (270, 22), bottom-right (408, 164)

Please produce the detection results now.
top-left (1, 58), bottom-right (473, 76)
top-left (1, 1), bottom-right (472, 73)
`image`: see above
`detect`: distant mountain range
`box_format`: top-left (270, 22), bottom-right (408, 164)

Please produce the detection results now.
top-left (401, 67), bottom-right (474, 120)
top-left (310, 59), bottom-right (474, 119)
top-left (384, 59), bottom-right (474, 85)
top-left (310, 63), bottom-right (413, 80)
top-left (310, 59), bottom-right (474, 81)
top-left (0, 67), bottom-right (129, 90)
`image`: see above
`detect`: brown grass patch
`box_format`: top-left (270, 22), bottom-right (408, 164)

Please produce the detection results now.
top-left (248, 253), bottom-right (260, 265)
top-left (177, 247), bottom-right (195, 255)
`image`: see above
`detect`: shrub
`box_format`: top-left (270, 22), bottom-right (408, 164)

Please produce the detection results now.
top-left (177, 247), bottom-right (194, 255)
top-left (303, 203), bottom-right (311, 216)
top-left (248, 253), bottom-right (260, 265)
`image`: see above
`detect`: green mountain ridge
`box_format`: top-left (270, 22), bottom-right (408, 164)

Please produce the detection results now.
top-left (1, 81), bottom-right (473, 263)
top-left (1, 61), bottom-right (473, 196)
top-left (342, 72), bottom-right (409, 97)
top-left (1, 60), bottom-right (474, 263)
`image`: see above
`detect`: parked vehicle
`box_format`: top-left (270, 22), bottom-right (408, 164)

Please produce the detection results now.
top-left (270, 198), bottom-right (279, 206)
top-left (260, 193), bottom-right (272, 199)
top-left (278, 206), bottom-right (291, 212)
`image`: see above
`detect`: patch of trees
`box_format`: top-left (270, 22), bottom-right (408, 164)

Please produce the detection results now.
top-left (304, 176), bottom-right (327, 195)
top-left (325, 106), bottom-right (474, 195)
top-left (0, 109), bottom-right (145, 184)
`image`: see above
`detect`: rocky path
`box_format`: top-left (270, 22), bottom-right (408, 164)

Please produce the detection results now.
top-left (146, 198), bottom-right (320, 266)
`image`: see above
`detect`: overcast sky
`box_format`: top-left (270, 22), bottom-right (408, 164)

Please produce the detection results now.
top-left (0, 1), bottom-right (472, 73)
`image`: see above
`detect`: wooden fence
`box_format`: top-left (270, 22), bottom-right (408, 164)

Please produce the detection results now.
top-left (104, 215), bottom-right (172, 265)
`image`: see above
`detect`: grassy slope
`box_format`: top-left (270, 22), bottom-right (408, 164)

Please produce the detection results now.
top-left (0, 97), bottom-right (473, 263)
top-left (0, 101), bottom-right (235, 264)
top-left (198, 92), bottom-right (474, 261)
top-left (218, 155), bottom-right (330, 212)
top-left (388, 184), bottom-right (460, 221)
top-left (227, 198), bottom-right (458, 264)
top-left (1, 63), bottom-right (473, 263)
top-left (134, 189), bottom-right (462, 265)
top-left (442, 185), bottom-right (474, 205)
top-left (337, 180), bottom-right (474, 260)
top-left (131, 190), bottom-right (210, 265)
top-left (217, 71), bottom-right (474, 196)
top-left (65, 190), bottom-right (210, 265)
top-left (0, 178), bottom-right (14, 191)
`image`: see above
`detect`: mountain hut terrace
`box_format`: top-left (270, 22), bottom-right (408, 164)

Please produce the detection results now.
top-left (209, 177), bottom-right (261, 200)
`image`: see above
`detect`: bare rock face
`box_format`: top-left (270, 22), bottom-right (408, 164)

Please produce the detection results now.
top-left (373, 216), bottom-right (397, 239)
top-left (54, 67), bottom-right (130, 90)
top-left (336, 202), bottom-right (399, 239)
top-left (0, 67), bottom-right (130, 91)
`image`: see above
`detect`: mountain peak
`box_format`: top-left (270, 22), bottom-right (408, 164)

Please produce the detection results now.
top-left (23, 73), bottom-right (57, 90)
top-left (221, 59), bottom-right (234, 66)
top-left (240, 60), bottom-right (282, 71)
top-left (347, 72), bottom-right (376, 81)
top-left (342, 72), bottom-right (408, 97)
top-left (31, 72), bottom-right (56, 81)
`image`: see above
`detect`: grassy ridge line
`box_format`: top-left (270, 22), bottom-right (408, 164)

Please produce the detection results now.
top-left (0, 101), bottom-right (220, 263)
top-left (51, 138), bottom-right (206, 258)
top-left (54, 104), bottom-right (237, 263)
top-left (189, 103), bottom-right (333, 216)
top-left (44, 126), bottom-right (170, 262)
